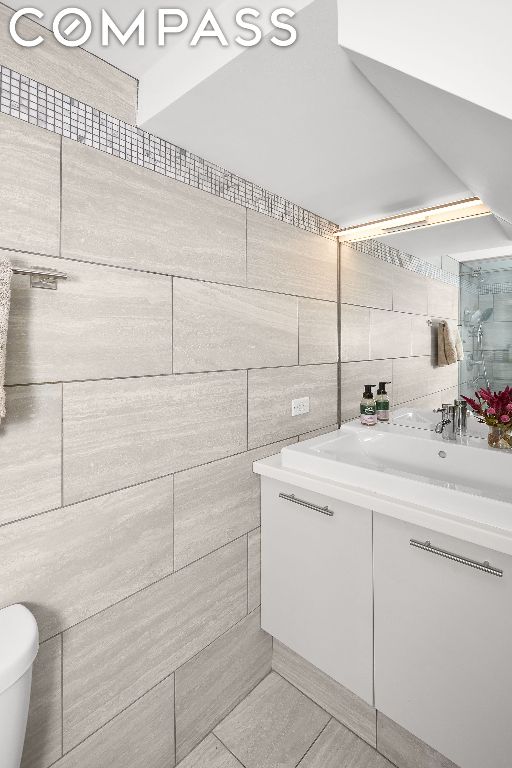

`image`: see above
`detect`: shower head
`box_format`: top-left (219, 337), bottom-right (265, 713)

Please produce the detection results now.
top-left (468, 308), bottom-right (493, 326)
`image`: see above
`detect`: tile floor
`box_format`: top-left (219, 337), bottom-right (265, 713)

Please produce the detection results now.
top-left (176, 672), bottom-right (393, 768)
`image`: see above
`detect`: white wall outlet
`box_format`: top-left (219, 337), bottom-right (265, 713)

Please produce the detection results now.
top-left (291, 396), bottom-right (310, 416)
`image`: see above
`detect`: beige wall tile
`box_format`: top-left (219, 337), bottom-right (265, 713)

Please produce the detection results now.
top-left (63, 539), bottom-right (246, 750)
top-left (392, 268), bottom-right (429, 315)
top-left (0, 477), bottom-right (173, 641)
top-left (56, 677), bottom-right (174, 768)
top-left (339, 360), bottom-right (393, 422)
top-left (248, 364), bottom-right (338, 448)
top-left (299, 299), bottom-right (338, 365)
top-left (340, 246), bottom-right (393, 310)
top-left (429, 360), bottom-right (459, 395)
top-left (273, 640), bottom-right (376, 747)
top-left (177, 734), bottom-right (243, 768)
top-left (370, 310), bottom-right (412, 360)
top-left (247, 211), bottom-right (337, 301)
top-left (174, 441), bottom-right (293, 571)
top-left (22, 637), bottom-right (62, 768)
top-left (247, 529), bottom-right (261, 612)
top-left (63, 371), bottom-right (247, 504)
top-left (214, 672), bottom-right (329, 768)
top-left (173, 279), bottom-right (298, 373)
top-left (175, 610), bottom-right (272, 761)
top-left (377, 713), bottom-right (459, 768)
top-left (0, 114), bottom-right (60, 255)
top-left (340, 305), bottom-right (370, 362)
top-left (0, 384), bottom-right (61, 525)
top-left (6, 254), bottom-right (173, 385)
top-left (61, 141), bottom-right (246, 285)
top-left (392, 357), bottom-right (432, 404)
top-left (411, 316), bottom-right (434, 357)
top-left (299, 425), bottom-right (338, 441)
top-left (0, 5), bottom-right (137, 122)
top-left (427, 281), bottom-right (458, 320)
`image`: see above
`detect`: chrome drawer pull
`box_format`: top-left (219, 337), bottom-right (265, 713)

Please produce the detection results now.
top-left (410, 539), bottom-right (503, 578)
top-left (279, 492), bottom-right (334, 517)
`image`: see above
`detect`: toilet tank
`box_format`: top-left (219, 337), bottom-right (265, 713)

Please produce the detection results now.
top-left (0, 605), bottom-right (39, 768)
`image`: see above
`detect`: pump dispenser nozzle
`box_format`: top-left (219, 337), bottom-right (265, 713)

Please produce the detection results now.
top-left (363, 384), bottom-right (376, 399)
top-left (377, 381), bottom-right (391, 395)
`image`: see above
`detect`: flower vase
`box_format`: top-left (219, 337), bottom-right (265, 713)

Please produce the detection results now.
top-left (488, 424), bottom-right (512, 450)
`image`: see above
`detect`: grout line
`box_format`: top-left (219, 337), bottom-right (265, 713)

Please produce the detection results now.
top-left (246, 533), bottom-right (249, 616)
top-left (173, 673), bottom-right (177, 767)
top-left (60, 382), bottom-right (64, 507)
top-left (212, 732), bottom-right (248, 767)
top-left (294, 717), bottom-right (333, 767)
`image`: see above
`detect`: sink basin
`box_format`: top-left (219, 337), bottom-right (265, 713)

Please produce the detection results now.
top-left (390, 407), bottom-right (488, 440)
top-left (281, 420), bottom-right (512, 517)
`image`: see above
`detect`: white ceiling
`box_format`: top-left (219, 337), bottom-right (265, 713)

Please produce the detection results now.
top-left (5, 0), bottom-right (471, 226)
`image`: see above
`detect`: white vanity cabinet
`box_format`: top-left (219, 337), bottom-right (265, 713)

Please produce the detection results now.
top-left (260, 477), bottom-right (373, 705)
top-left (373, 513), bottom-right (512, 768)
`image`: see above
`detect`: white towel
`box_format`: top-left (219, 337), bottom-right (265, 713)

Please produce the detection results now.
top-left (0, 253), bottom-right (12, 422)
top-left (438, 321), bottom-right (464, 366)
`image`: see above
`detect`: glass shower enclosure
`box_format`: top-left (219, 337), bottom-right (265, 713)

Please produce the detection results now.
top-left (459, 256), bottom-right (512, 399)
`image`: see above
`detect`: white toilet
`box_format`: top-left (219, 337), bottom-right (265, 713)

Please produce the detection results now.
top-left (0, 604), bottom-right (39, 768)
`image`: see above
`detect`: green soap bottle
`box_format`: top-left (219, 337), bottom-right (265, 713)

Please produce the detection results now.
top-left (376, 381), bottom-right (391, 422)
top-left (360, 384), bottom-right (377, 426)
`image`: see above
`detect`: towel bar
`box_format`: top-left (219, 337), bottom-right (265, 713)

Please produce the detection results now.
top-left (12, 266), bottom-right (68, 290)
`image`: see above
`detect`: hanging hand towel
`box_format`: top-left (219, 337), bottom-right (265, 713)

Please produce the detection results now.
top-left (438, 321), bottom-right (463, 366)
top-left (0, 253), bottom-right (12, 422)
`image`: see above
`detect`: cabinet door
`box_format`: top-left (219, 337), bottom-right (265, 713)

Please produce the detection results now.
top-left (261, 478), bottom-right (373, 704)
top-left (374, 513), bottom-right (512, 768)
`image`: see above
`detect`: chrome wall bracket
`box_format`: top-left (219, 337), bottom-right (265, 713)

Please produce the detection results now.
top-left (13, 266), bottom-right (68, 290)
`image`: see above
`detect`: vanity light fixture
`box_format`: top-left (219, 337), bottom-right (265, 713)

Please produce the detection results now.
top-left (335, 197), bottom-right (492, 242)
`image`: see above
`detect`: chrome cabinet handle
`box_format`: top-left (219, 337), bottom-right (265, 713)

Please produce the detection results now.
top-left (279, 492), bottom-right (334, 517)
top-left (410, 539), bottom-right (503, 578)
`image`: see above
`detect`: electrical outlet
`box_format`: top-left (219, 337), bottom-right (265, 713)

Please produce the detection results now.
top-left (291, 396), bottom-right (310, 416)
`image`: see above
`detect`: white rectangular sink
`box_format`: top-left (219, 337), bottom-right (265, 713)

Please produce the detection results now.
top-left (281, 421), bottom-right (512, 517)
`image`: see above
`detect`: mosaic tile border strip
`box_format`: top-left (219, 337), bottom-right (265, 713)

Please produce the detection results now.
top-left (0, 64), bottom-right (340, 240)
top-left (351, 238), bottom-right (460, 287)
top-left (0, 63), bottom-right (460, 286)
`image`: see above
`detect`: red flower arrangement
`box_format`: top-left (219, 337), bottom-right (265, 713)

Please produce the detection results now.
top-left (462, 386), bottom-right (512, 427)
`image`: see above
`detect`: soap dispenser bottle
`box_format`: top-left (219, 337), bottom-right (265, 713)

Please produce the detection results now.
top-left (376, 381), bottom-right (391, 422)
top-left (360, 384), bottom-right (377, 426)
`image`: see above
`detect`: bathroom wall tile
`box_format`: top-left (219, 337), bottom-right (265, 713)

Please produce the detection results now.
top-left (298, 719), bottom-right (391, 768)
top-left (370, 310), bottom-right (412, 360)
top-left (339, 360), bottom-right (393, 422)
top-left (298, 299), bottom-right (338, 365)
top-left (22, 637), bottom-right (62, 768)
top-left (175, 609), bottom-right (272, 761)
top-left (340, 305), bottom-right (370, 362)
top-left (61, 141), bottom-right (246, 285)
top-left (429, 360), bottom-right (459, 395)
top-left (493, 294), bottom-right (512, 322)
top-left (214, 672), bottom-right (330, 768)
top-left (0, 477), bottom-right (173, 641)
top-left (392, 357), bottom-right (432, 405)
top-left (248, 364), bottom-right (338, 448)
top-left (56, 677), bottom-right (174, 768)
top-left (411, 316), bottom-right (435, 357)
top-left (0, 114), bottom-right (60, 255)
top-left (63, 539), bottom-right (246, 750)
top-left (392, 267), bottom-right (429, 315)
top-left (0, 6), bottom-right (137, 122)
top-left (247, 529), bottom-right (261, 612)
top-left (63, 371), bottom-right (247, 504)
top-left (173, 279), bottom-right (298, 373)
top-left (6, 253), bottom-right (173, 385)
top-left (427, 281), bottom-right (458, 320)
top-left (340, 245), bottom-right (393, 310)
top-left (177, 734), bottom-right (243, 768)
top-left (174, 440), bottom-right (293, 571)
top-left (0, 384), bottom-right (61, 525)
top-left (299, 424), bottom-right (338, 441)
top-left (402, 387), bottom-right (458, 412)
top-left (376, 713), bottom-right (459, 768)
top-left (273, 640), bottom-right (376, 747)
top-left (247, 211), bottom-right (337, 301)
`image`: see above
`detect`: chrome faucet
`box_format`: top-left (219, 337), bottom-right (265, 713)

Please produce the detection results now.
top-left (434, 400), bottom-right (468, 440)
